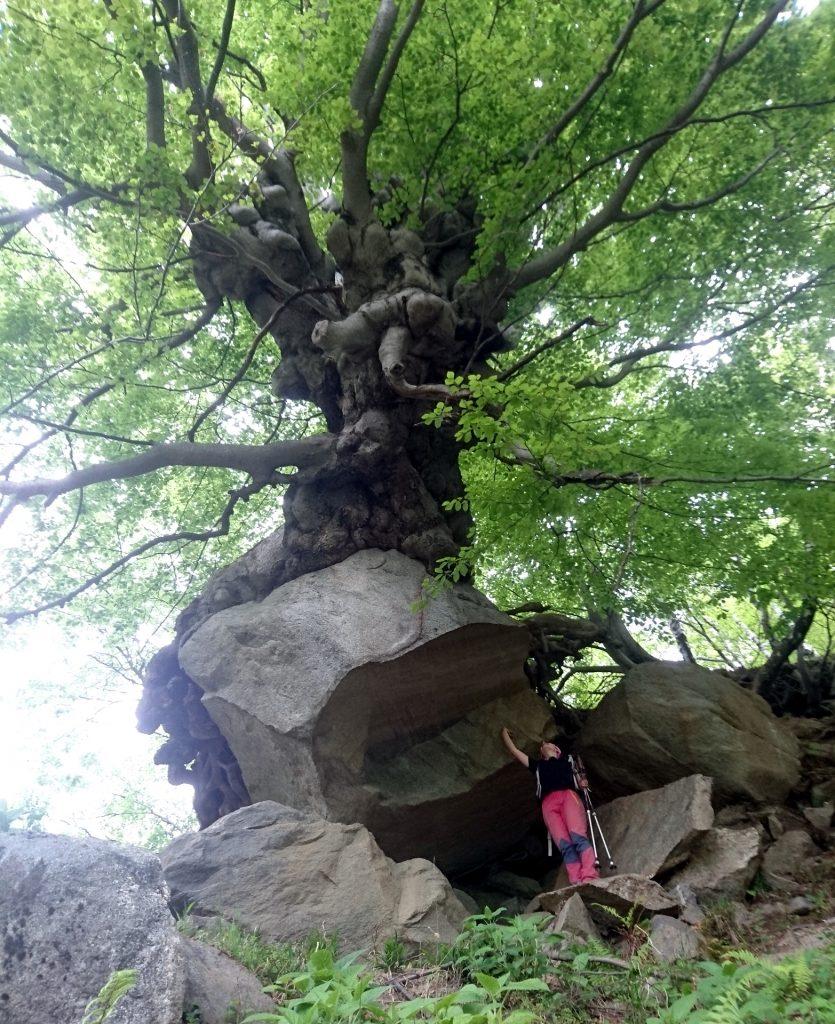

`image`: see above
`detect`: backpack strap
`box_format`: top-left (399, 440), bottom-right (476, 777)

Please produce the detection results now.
top-left (536, 766), bottom-right (553, 857)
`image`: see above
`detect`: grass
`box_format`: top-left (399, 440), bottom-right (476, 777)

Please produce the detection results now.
top-left (175, 900), bottom-right (835, 1024)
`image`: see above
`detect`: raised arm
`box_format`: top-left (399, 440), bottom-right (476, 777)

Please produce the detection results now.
top-left (500, 727), bottom-right (529, 768)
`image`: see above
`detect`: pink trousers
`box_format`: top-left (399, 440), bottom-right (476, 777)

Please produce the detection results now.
top-left (542, 789), bottom-right (599, 884)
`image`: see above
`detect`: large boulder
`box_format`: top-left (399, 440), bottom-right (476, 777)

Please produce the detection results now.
top-left (0, 831), bottom-right (184, 1024)
top-left (178, 548), bottom-right (553, 872)
top-left (666, 827), bottom-right (761, 900)
top-left (161, 801), bottom-right (467, 951)
top-left (578, 662), bottom-right (800, 806)
top-left (594, 775), bottom-right (714, 878)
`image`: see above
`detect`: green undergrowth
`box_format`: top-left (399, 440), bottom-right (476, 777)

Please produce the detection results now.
top-left (180, 908), bottom-right (835, 1024)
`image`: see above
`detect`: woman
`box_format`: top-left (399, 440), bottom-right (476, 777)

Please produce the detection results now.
top-left (500, 726), bottom-right (599, 885)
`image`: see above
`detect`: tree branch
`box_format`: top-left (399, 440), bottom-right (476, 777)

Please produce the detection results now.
top-left (159, 0), bottom-right (213, 188)
top-left (754, 598), bottom-right (818, 694)
top-left (617, 145), bottom-right (783, 222)
top-left (0, 435), bottom-right (335, 506)
top-left (526, 0), bottom-right (667, 166)
top-left (142, 62), bottom-right (166, 149)
top-left (342, 0), bottom-right (401, 221)
top-left (572, 266), bottom-right (833, 388)
top-left (2, 476), bottom-right (269, 624)
top-left (205, 0), bottom-right (237, 104)
top-left (496, 316), bottom-right (601, 382)
top-left (208, 99), bottom-right (329, 278)
top-left (187, 284), bottom-right (340, 441)
top-left (522, 98), bottom-right (835, 225)
top-left (503, 447), bottom-right (834, 492)
top-left (509, 0), bottom-right (789, 293)
top-left (365, 0), bottom-right (425, 137)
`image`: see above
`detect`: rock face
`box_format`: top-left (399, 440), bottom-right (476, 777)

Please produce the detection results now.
top-left (161, 802), bottom-right (467, 951)
top-left (594, 775), bottom-right (715, 878)
top-left (0, 831), bottom-right (184, 1024)
top-left (666, 827), bottom-right (761, 900)
top-left (178, 548), bottom-right (552, 872)
top-left (579, 662), bottom-right (800, 806)
top-left (180, 936), bottom-right (274, 1024)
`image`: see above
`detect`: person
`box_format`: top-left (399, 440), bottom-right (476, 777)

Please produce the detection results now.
top-left (500, 726), bottom-right (599, 885)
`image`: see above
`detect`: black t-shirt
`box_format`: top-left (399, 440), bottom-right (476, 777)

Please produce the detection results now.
top-left (528, 755), bottom-right (577, 799)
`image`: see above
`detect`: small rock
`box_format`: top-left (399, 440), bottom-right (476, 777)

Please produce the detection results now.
top-left (787, 896), bottom-right (814, 916)
top-left (803, 803), bottom-right (833, 832)
top-left (180, 936), bottom-right (274, 1024)
top-left (486, 870), bottom-right (543, 900)
top-left (729, 901), bottom-right (753, 928)
top-left (649, 915), bottom-right (700, 962)
top-left (549, 894), bottom-right (601, 943)
top-left (668, 882), bottom-right (705, 925)
top-left (667, 827), bottom-right (761, 900)
top-left (714, 804), bottom-right (751, 828)
top-left (762, 830), bottom-right (818, 892)
top-left (453, 889), bottom-right (480, 916)
top-left (811, 780), bottom-right (835, 807)
top-left (767, 814), bottom-right (785, 840)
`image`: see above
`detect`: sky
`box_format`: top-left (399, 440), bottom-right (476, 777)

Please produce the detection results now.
top-left (0, 617), bottom-right (195, 841)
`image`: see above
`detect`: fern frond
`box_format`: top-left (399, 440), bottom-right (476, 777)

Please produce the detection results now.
top-left (81, 968), bottom-right (138, 1024)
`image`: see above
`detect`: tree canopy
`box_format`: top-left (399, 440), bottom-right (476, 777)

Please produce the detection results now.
top-left (0, 0), bottom-right (832, 687)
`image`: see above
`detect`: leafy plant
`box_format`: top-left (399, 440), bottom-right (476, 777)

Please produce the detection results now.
top-left (377, 936), bottom-right (408, 972)
top-left (177, 912), bottom-right (306, 986)
top-left (448, 909), bottom-right (559, 981)
top-left (592, 902), bottom-right (650, 956)
top-left (242, 945), bottom-right (551, 1024)
top-left (650, 945), bottom-right (835, 1024)
top-left (81, 969), bottom-right (138, 1024)
top-left (0, 796), bottom-right (46, 832)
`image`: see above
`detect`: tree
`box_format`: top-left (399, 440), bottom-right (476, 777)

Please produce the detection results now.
top-left (1, 2), bottom-right (832, 811)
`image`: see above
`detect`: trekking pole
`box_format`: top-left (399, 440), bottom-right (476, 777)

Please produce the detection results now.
top-left (570, 755), bottom-right (617, 871)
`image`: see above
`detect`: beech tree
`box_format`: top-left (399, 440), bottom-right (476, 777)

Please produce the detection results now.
top-left (1, 1), bottom-right (832, 730)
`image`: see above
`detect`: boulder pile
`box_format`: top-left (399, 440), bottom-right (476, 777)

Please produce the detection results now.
top-left (520, 770), bottom-right (833, 961)
top-left (1, 747), bottom-right (831, 1021)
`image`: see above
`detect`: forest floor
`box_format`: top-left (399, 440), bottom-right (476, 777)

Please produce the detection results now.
top-left (183, 848), bottom-right (835, 1024)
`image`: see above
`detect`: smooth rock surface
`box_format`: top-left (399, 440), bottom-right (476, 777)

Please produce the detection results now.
top-left (539, 874), bottom-right (679, 926)
top-left (649, 915), bottom-right (700, 962)
top-left (594, 775), bottom-right (714, 878)
top-left (578, 662), bottom-right (800, 806)
top-left (180, 936), bottom-right (274, 1024)
top-left (0, 831), bottom-right (184, 1024)
top-left (179, 549), bottom-right (552, 871)
top-left (761, 830), bottom-right (819, 891)
top-left (161, 802), bottom-right (467, 952)
top-left (667, 827), bottom-right (761, 900)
